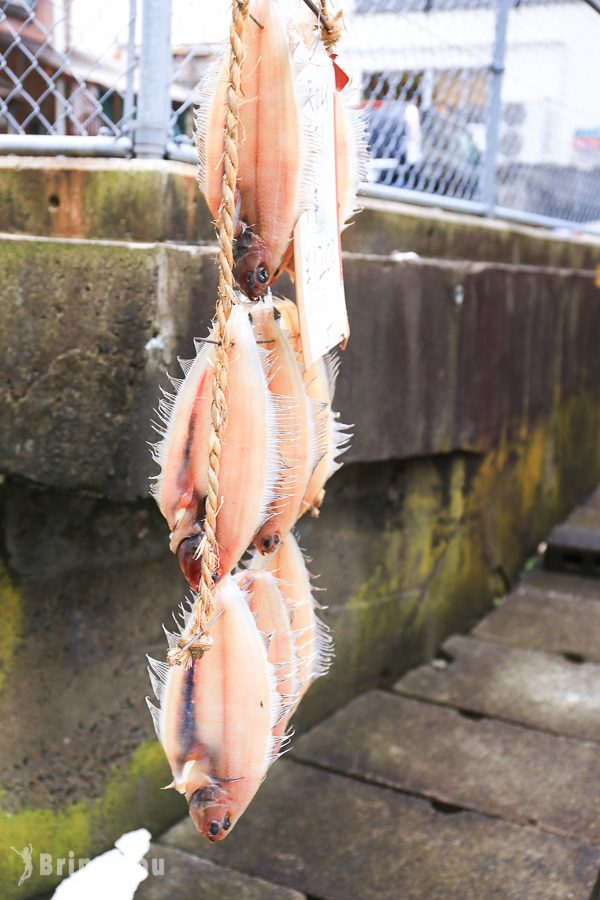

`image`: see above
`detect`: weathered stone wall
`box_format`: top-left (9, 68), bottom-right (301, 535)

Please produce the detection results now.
top-left (0, 159), bottom-right (599, 897)
top-left (2, 157), bottom-right (600, 267)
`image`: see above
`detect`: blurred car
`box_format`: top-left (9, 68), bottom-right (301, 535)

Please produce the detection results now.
top-left (366, 103), bottom-right (481, 201)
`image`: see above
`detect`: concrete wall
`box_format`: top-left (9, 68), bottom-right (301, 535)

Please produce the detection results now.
top-left (0, 159), bottom-right (599, 897)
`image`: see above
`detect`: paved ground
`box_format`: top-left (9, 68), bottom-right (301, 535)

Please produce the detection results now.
top-left (137, 488), bottom-right (600, 899)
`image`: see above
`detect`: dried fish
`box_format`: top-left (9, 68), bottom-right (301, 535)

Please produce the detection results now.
top-left (147, 576), bottom-right (281, 841)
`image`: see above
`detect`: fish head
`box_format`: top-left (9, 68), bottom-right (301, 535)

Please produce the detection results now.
top-left (187, 782), bottom-right (236, 842)
top-left (168, 497), bottom-right (207, 590)
top-left (173, 526), bottom-right (205, 590)
top-left (248, 298), bottom-right (279, 342)
top-left (233, 228), bottom-right (271, 299)
top-left (254, 526), bottom-right (281, 556)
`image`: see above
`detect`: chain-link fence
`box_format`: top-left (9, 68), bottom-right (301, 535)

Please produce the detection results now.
top-left (345, 0), bottom-right (600, 231)
top-left (1, 0), bottom-right (599, 233)
top-left (0, 0), bottom-right (137, 152)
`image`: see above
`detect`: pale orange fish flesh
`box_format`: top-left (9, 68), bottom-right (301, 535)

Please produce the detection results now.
top-left (250, 298), bottom-right (326, 554)
top-left (152, 301), bottom-right (280, 587)
top-left (263, 532), bottom-right (333, 706)
top-left (147, 575), bottom-right (281, 841)
top-left (269, 298), bottom-right (352, 517)
top-left (301, 350), bottom-right (352, 517)
top-left (195, 0), bottom-right (317, 298)
top-left (333, 87), bottom-right (369, 228)
top-left (236, 567), bottom-right (299, 741)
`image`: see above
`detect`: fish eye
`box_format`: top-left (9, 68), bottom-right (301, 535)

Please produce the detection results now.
top-left (223, 815), bottom-right (231, 831)
top-left (262, 536), bottom-right (272, 551)
top-left (209, 821), bottom-right (220, 836)
top-left (256, 266), bottom-right (269, 284)
top-left (175, 530), bottom-right (205, 591)
top-left (273, 533), bottom-right (281, 546)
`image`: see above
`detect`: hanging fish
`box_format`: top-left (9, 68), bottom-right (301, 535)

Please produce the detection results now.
top-left (147, 575), bottom-right (281, 841)
top-left (151, 337), bottom-right (214, 548)
top-left (272, 297), bottom-right (352, 517)
top-left (195, 0), bottom-right (318, 299)
top-left (250, 298), bottom-right (327, 554)
top-left (151, 301), bottom-right (280, 587)
top-left (260, 532), bottom-right (333, 705)
top-left (301, 349), bottom-right (352, 517)
top-left (334, 86), bottom-right (369, 229)
top-left (236, 568), bottom-right (299, 743)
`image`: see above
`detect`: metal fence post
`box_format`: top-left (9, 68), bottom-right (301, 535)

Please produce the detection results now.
top-left (122, 0), bottom-right (138, 138)
top-left (481, 0), bottom-right (511, 216)
top-left (134, 0), bottom-right (172, 158)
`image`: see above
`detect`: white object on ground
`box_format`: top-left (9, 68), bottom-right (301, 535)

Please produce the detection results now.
top-left (52, 828), bottom-right (151, 899)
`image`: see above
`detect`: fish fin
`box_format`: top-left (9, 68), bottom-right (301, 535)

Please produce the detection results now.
top-left (147, 656), bottom-right (170, 678)
top-left (259, 629), bottom-right (276, 653)
top-left (147, 667), bottom-right (167, 705)
top-left (193, 333), bottom-right (218, 353)
top-left (177, 356), bottom-right (195, 378)
top-left (269, 727), bottom-right (295, 766)
top-left (150, 336), bottom-right (215, 497)
top-left (290, 36), bottom-right (326, 221)
top-left (251, 387), bottom-right (287, 533)
top-left (168, 374), bottom-right (184, 391)
top-left (162, 624), bottom-right (181, 650)
top-left (269, 390), bottom-right (303, 424)
top-left (178, 596), bottom-right (195, 630)
top-left (322, 349), bottom-right (342, 399)
top-left (145, 697), bottom-right (163, 741)
top-left (254, 627), bottom-right (285, 744)
top-left (313, 612), bottom-right (335, 678)
top-left (327, 414), bottom-right (353, 478)
top-left (308, 398), bottom-right (330, 472)
top-left (147, 655), bottom-right (170, 705)
top-left (336, 86), bottom-right (370, 225)
top-left (193, 51), bottom-right (228, 210)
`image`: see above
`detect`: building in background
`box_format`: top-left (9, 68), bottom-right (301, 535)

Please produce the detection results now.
top-left (0, 0), bottom-right (134, 135)
top-left (345, 0), bottom-right (600, 165)
top-left (343, 0), bottom-right (600, 218)
top-left (0, 0), bottom-right (217, 140)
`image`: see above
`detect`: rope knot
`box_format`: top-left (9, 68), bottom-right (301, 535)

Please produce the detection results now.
top-left (319, 2), bottom-right (344, 53)
top-left (167, 630), bottom-right (214, 667)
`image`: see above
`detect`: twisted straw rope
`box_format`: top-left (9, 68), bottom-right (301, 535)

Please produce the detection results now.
top-left (319, 0), bottom-right (343, 52)
top-left (168, 0), bottom-right (249, 667)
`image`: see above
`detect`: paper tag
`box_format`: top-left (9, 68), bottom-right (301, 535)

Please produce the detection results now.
top-left (294, 54), bottom-right (349, 370)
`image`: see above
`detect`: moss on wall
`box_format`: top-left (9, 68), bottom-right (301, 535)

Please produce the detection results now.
top-left (0, 742), bottom-right (183, 899)
top-left (0, 562), bottom-right (22, 694)
top-left (297, 388), bottom-right (600, 727)
top-left (0, 388), bottom-right (598, 896)
top-left (0, 165), bottom-right (598, 894)
top-left (0, 159), bottom-right (213, 244)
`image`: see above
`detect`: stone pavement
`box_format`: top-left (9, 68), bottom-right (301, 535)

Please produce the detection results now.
top-left (137, 488), bottom-right (600, 899)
